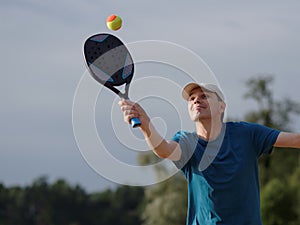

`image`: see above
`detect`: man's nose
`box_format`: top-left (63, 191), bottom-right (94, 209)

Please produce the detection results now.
top-left (193, 96), bottom-right (201, 104)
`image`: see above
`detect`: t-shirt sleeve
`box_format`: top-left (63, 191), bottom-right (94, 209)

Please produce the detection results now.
top-left (246, 122), bottom-right (280, 156)
top-left (171, 131), bottom-right (198, 170)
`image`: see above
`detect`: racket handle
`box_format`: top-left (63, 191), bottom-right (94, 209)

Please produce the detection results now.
top-left (131, 117), bottom-right (141, 128)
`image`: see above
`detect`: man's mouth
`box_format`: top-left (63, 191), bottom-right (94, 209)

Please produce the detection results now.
top-left (193, 105), bottom-right (206, 111)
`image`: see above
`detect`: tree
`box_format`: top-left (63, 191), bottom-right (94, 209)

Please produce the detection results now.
top-left (141, 174), bottom-right (187, 225)
top-left (0, 177), bottom-right (145, 225)
top-left (138, 151), bottom-right (187, 225)
top-left (261, 179), bottom-right (298, 225)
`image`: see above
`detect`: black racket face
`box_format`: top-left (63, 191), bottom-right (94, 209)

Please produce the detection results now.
top-left (84, 34), bottom-right (134, 93)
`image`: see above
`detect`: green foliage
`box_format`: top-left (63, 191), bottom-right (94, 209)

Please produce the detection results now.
top-left (289, 157), bottom-right (300, 224)
top-left (244, 75), bottom-right (300, 131)
top-left (261, 178), bottom-right (298, 225)
top-left (138, 152), bottom-right (187, 225)
top-left (0, 177), bottom-right (145, 225)
top-left (142, 174), bottom-right (187, 225)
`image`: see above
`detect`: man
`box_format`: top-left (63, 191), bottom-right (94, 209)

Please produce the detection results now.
top-left (119, 83), bottom-right (300, 225)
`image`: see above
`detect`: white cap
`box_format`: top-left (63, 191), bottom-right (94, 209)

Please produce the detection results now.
top-left (182, 83), bottom-right (225, 101)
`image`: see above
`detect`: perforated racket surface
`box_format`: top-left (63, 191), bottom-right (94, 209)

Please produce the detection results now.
top-left (83, 33), bottom-right (141, 127)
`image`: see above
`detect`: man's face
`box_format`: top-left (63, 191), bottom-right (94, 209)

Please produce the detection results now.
top-left (187, 87), bottom-right (225, 122)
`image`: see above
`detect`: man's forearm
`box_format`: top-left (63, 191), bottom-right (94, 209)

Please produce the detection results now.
top-left (140, 122), bottom-right (181, 160)
top-left (275, 132), bottom-right (300, 148)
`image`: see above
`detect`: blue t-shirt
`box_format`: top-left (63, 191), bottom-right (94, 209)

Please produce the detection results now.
top-left (172, 121), bottom-right (280, 225)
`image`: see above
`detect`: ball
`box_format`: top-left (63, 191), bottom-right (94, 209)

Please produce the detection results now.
top-left (106, 14), bottom-right (122, 31)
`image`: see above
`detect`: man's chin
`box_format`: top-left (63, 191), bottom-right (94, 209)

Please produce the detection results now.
top-left (190, 116), bottom-right (211, 122)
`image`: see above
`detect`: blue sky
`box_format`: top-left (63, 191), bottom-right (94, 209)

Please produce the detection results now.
top-left (1, 0), bottom-right (300, 192)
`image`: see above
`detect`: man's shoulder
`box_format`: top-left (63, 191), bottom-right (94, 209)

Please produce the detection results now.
top-left (173, 130), bottom-right (197, 140)
top-left (225, 121), bottom-right (278, 139)
top-left (226, 121), bottom-right (259, 129)
top-left (225, 121), bottom-right (263, 137)
top-left (172, 131), bottom-right (200, 145)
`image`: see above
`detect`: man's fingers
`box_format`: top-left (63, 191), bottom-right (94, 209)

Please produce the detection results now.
top-left (119, 100), bottom-right (146, 124)
top-left (118, 99), bottom-right (135, 106)
top-left (120, 105), bottom-right (136, 113)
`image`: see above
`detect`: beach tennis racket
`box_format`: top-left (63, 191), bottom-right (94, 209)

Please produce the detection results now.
top-left (83, 33), bottom-right (141, 128)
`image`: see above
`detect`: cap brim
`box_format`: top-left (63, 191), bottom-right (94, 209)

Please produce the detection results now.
top-left (182, 83), bottom-right (201, 100)
top-left (182, 83), bottom-right (225, 101)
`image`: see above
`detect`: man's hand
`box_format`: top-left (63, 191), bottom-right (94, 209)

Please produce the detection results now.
top-left (118, 99), bottom-right (150, 132)
top-left (118, 99), bottom-right (182, 161)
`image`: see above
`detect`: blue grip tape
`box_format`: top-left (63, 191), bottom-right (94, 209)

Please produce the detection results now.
top-left (131, 117), bottom-right (141, 128)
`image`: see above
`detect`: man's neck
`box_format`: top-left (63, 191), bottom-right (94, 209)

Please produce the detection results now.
top-left (196, 119), bottom-right (223, 141)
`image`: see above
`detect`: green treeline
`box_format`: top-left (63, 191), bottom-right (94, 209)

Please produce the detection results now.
top-left (0, 177), bottom-right (145, 225)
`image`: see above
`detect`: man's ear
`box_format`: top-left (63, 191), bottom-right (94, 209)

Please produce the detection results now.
top-left (220, 101), bottom-right (226, 113)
